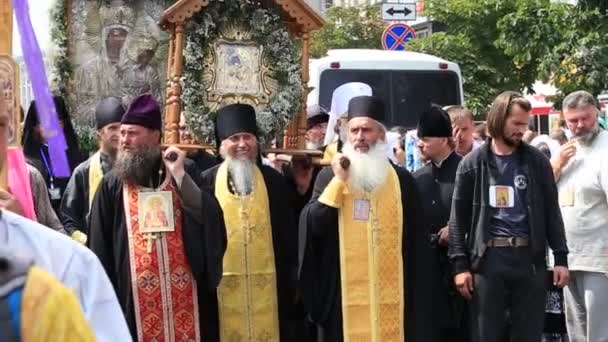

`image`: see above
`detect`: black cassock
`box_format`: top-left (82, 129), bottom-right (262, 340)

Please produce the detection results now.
top-left (413, 152), bottom-right (466, 339)
top-left (299, 165), bottom-right (435, 342)
top-left (88, 170), bottom-right (227, 341)
top-left (60, 152), bottom-right (113, 235)
top-left (200, 164), bottom-right (300, 341)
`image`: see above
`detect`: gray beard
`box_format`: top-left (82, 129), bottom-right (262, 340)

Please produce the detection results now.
top-left (227, 158), bottom-right (255, 195)
top-left (114, 145), bottom-right (162, 185)
top-left (343, 141), bottom-right (390, 193)
top-left (576, 126), bottom-right (600, 146)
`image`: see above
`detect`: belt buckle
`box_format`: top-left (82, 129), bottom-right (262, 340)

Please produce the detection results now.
top-left (507, 237), bottom-right (516, 247)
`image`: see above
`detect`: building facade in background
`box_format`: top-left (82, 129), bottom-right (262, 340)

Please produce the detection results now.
top-left (15, 55), bottom-right (52, 113)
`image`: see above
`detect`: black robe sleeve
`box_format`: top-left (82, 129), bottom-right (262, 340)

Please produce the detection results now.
top-left (87, 172), bottom-right (121, 288)
top-left (396, 167), bottom-right (436, 342)
top-left (298, 167), bottom-right (340, 323)
top-left (59, 160), bottom-right (90, 235)
top-left (184, 158), bottom-right (204, 187)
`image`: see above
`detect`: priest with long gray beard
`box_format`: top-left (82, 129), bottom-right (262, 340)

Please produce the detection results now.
top-left (299, 95), bottom-right (434, 342)
top-left (88, 94), bottom-right (227, 341)
top-left (200, 103), bottom-right (301, 341)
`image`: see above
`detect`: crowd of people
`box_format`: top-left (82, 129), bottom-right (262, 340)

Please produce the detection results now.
top-left (0, 83), bottom-right (606, 342)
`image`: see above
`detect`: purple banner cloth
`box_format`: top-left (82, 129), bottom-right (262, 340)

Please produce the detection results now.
top-left (13, 0), bottom-right (70, 177)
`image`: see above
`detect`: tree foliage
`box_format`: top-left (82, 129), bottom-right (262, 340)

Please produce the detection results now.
top-left (310, 5), bottom-right (386, 58)
top-left (311, 0), bottom-right (608, 115)
top-left (496, 0), bottom-right (608, 106)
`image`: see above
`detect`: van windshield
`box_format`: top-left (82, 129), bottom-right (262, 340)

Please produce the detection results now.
top-left (319, 69), bottom-right (462, 129)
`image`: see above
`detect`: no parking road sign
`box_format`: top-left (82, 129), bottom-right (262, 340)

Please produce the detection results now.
top-left (381, 23), bottom-right (416, 51)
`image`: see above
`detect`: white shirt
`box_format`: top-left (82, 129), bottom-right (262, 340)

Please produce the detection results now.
top-left (0, 210), bottom-right (131, 341)
top-left (557, 130), bottom-right (608, 273)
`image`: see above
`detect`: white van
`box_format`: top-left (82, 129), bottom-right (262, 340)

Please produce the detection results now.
top-left (308, 49), bottom-right (464, 128)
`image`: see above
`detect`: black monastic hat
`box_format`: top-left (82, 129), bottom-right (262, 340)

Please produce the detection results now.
top-left (214, 104), bottom-right (258, 143)
top-left (347, 95), bottom-right (386, 123)
top-left (417, 104), bottom-right (452, 138)
top-left (95, 97), bottom-right (125, 129)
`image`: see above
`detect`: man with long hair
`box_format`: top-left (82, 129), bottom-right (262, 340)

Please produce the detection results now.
top-left (449, 91), bottom-right (570, 342)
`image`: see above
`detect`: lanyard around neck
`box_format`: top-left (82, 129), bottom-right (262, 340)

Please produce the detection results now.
top-left (39, 147), bottom-right (55, 185)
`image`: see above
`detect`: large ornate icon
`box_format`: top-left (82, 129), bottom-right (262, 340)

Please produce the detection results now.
top-left (65, 0), bottom-right (168, 126)
top-left (201, 24), bottom-right (277, 113)
top-left (0, 55), bottom-right (20, 146)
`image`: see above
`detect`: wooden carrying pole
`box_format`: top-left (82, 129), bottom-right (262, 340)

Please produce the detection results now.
top-left (0, 0), bottom-right (12, 190)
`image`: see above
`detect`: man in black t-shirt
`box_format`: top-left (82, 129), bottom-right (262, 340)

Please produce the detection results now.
top-left (449, 92), bottom-right (570, 342)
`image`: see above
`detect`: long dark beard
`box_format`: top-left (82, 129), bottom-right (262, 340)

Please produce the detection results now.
top-left (503, 135), bottom-right (521, 147)
top-left (114, 145), bottom-right (162, 185)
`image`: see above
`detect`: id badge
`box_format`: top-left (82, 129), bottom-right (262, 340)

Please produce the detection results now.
top-left (353, 199), bottom-right (370, 221)
top-left (489, 185), bottom-right (514, 208)
top-left (559, 186), bottom-right (575, 207)
top-left (48, 187), bottom-right (61, 200)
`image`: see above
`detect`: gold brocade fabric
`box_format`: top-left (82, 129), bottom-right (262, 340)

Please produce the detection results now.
top-left (320, 168), bottom-right (405, 342)
top-left (322, 142), bottom-right (338, 163)
top-left (21, 266), bottom-right (96, 342)
top-left (214, 163), bottom-right (280, 341)
top-left (88, 151), bottom-right (103, 208)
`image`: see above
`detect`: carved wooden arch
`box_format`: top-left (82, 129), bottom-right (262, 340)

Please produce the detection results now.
top-left (160, 0), bottom-right (324, 150)
top-left (160, 0), bottom-right (323, 35)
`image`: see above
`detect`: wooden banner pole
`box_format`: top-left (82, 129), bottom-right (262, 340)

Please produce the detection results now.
top-left (0, 0), bottom-right (12, 190)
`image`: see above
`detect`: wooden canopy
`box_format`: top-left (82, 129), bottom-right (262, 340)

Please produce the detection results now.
top-left (159, 0), bottom-right (324, 149)
top-left (160, 0), bottom-right (323, 34)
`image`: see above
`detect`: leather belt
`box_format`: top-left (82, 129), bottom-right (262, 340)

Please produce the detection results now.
top-left (487, 237), bottom-right (529, 247)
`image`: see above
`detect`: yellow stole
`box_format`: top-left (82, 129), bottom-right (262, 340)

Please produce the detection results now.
top-left (214, 163), bottom-right (280, 341)
top-left (21, 266), bottom-right (96, 342)
top-left (319, 167), bottom-right (405, 342)
top-left (88, 151), bottom-right (103, 207)
top-left (322, 142), bottom-right (338, 163)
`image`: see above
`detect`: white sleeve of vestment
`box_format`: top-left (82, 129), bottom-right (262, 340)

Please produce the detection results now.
top-left (4, 212), bottom-right (132, 341)
top-left (68, 247), bottom-right (133, 341)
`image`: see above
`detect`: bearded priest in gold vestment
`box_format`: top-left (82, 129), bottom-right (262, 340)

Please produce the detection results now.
top-left (200, 104), bottom-right (299, 341)
top-left (299, 95), bottom-right (435, 342)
